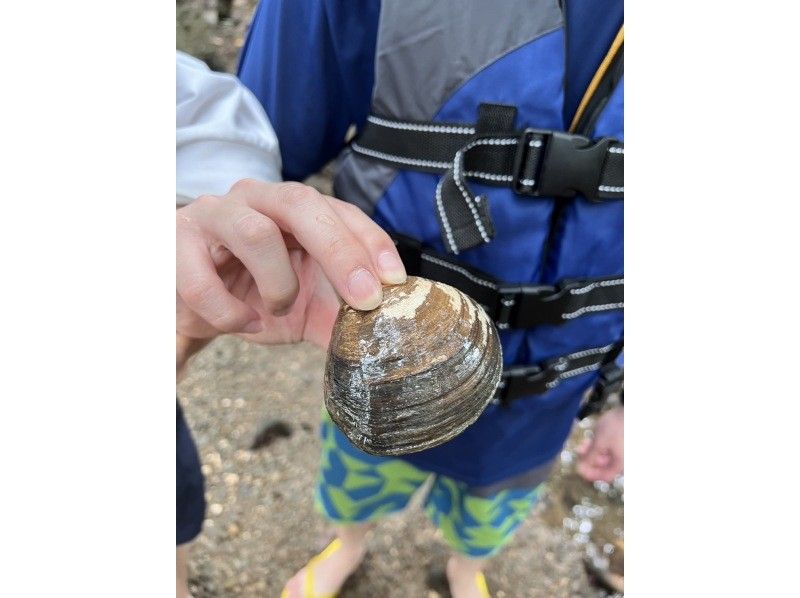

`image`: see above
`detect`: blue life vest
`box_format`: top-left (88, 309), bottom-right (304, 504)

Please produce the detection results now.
top-left (239, 0), bottom-right (623, 486)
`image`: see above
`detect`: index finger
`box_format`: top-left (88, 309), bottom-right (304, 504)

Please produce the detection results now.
top-left (231, 180), bottom-right (385, 311)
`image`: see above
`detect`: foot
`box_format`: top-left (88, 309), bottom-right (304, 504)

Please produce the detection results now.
top-left (446, 556), bottom-right (490, 598)
top-left (282, 538), bottom-right (366, 598)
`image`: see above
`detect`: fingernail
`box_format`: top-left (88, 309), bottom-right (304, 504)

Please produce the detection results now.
top-left (377, 251), bottom-right (407, 285)
top-left (347, 268), bottom-right (383, 310)
top-left (243, 319), bottom-right (262, 334)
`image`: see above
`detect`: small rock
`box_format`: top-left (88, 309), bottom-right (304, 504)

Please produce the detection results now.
top-left (250, 419), bottom-right (293, 450)
top-left (209, 503), bottom-right (223, 516)
top-left (234, 449), bottom-right (251, 463)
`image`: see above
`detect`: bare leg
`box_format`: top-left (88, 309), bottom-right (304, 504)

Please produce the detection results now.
top-left (176, 544), bottom-right (194, 598)
top-left (283, 523), bottom-right (371, 597)
top-left (447, 553), bottom-right (489, 598)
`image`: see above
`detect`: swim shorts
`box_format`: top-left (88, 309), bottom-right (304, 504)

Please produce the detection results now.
top-left (315, 413), bottom-right (551, 558)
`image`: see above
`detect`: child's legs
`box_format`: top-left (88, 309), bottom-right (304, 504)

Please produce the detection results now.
top-left (283, 414), bottom-right (431, 596)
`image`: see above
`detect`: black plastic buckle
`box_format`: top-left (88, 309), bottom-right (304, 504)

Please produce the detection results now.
top-left (513, 129), bottom-right (613, 200)
top-left (495, 363), bottom-right (557, 406)
top-left (515, 284), bottom-right (566, 327)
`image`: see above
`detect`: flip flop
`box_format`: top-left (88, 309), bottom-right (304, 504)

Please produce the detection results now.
top-left (281, 538), bottom-right (343, 598)
top-left (474, 571), bottom-right (491, 598)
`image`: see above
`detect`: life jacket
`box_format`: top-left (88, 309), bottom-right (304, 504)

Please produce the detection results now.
top-left (330, 0), bottom-right (624, 485)
top-left (237, 0), bottom-right (623, 486)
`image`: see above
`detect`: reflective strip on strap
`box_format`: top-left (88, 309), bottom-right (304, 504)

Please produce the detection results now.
top-left (496, 342), bottom-right (624, 403)
top-left (354, 113), bottom-right (623, 254)
top-left (353, 114), bottom-right (624, 199)
top-left (391, 232), bottom-right (623, 329)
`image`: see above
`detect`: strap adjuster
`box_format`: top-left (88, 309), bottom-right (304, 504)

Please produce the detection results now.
top-left (511, 129), bottom-right (546, 196)
top-left (494, 286), bottom-right (522, 330)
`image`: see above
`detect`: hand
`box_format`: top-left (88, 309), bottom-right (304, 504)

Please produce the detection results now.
top-left (576, 406), bottom-right (623, 483)
top-left (176, 179), bottom-right (406, 348)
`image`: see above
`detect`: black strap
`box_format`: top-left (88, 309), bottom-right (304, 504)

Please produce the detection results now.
top-left (495, 341), bottom-right (623, 404)
top-left (353, 111), bottom-right (623, 254)
top-left (577, 360), bottom-right (624, 419)
top-left (391, 232), bottom-right (623, 329)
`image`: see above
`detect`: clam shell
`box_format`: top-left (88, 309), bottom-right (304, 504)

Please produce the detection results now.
top-left (324, 276), bottom-right (502, 456)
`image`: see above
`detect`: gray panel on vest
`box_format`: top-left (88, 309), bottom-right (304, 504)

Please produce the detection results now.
top-left (333, 148), bottom-right (398, 216)
top-left (372, 0), bottom-right (563, 120)
top-left (335, 0), bottom-right (563, 215)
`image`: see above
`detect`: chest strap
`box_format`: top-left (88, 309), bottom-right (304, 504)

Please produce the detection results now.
top-left (392, 233), bottom-right (623, 330)
top-left (496, 341), bottom-right (624, 405)
top-left (353, 109), bottom-right (623, 254)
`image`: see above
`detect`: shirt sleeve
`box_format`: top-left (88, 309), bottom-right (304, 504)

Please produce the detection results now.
top-left (236, 0), bottom-right (380, 182)
top-left (176, 51), bottom-right (282, 205)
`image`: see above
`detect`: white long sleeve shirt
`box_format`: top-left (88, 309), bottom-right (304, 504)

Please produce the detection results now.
top-left (176, 51), bottom-right (282, 205)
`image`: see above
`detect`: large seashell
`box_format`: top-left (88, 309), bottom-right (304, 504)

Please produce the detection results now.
top-left (324, 276), bottom-right (502, 456)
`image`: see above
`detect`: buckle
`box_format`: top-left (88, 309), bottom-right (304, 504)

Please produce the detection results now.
top-left (513, 129), bottom-right (613, 200)
top-left (495, 364), bottom-right (555, 405)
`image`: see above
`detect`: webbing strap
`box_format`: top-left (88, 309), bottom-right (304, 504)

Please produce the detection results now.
top-left (353, 112), bottom-right (624, 254)
top-left (496, 342), bottom-right (623, 404)
top-left (391, 233), bottom-right (623, 329)
top-left (577, 361), bottom-right (624, 419)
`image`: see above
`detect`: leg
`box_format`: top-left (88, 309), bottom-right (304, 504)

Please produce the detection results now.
top-left (446, 553), bottom-right (489, 598)
top-left (282, 522), bottom-right (372, 598)
top-left (176, 544), bottom-right (193, 598)
top-left (282, 412), bottom-right (429, 597)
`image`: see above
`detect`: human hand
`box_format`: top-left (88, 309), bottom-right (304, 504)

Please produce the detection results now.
top-left (176, 179), bottom-right (406, 348)
top-left (576, 406), bottom-right (623, 483)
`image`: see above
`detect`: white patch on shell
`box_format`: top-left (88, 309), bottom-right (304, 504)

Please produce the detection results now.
top-left (379, 278), bottom-right (434, 320)
top-left (437, 282), bottom-right (467, 316)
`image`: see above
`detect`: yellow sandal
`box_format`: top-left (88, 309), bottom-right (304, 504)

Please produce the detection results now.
top-left (281, 538), bottom-right (343, 598)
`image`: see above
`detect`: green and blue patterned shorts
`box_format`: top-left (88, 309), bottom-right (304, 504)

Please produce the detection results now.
top-left (315, 413), bottom-right (551, 558)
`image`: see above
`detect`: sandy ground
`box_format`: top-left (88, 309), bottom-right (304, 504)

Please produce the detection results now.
top-left (178, 337), bottom-right (618, 597)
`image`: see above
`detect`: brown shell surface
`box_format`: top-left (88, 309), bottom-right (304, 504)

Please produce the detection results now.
top-left (324, 276), bottom-right (502, 456)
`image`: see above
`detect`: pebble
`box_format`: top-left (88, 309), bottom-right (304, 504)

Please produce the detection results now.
top-left (209, 503), bottom-right (223, 516)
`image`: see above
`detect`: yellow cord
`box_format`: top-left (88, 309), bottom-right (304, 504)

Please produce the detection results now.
top-left (569, 25), bottom-right (624, 133)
